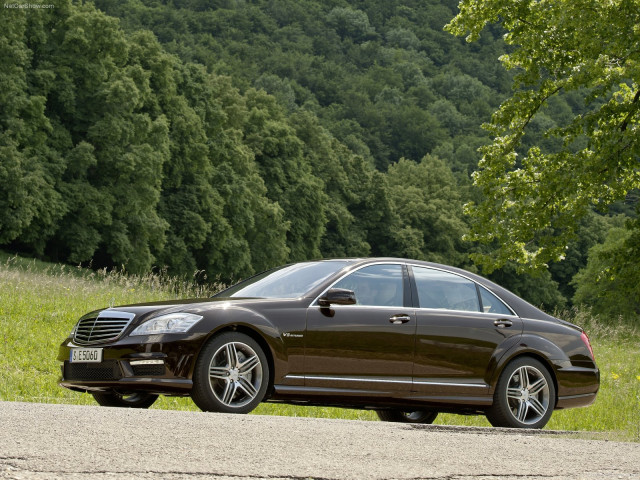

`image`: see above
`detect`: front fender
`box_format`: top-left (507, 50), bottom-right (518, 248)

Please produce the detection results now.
top-left (201, 305), bottom-right (282, 343)
top-left (191, 304), bottom-right (300, 385)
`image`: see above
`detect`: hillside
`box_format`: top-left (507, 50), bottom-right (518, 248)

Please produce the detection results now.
top-left (0, 0), bottom-right (622, 309)
top-left (94, 0), bottom-right (514, 173)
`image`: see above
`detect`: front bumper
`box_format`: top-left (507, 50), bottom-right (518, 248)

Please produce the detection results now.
top-left (58, 332), bottom-right (209, 395)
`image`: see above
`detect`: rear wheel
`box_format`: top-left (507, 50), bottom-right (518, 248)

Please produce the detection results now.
top-left (92, 391), bottom-right (158, 408)
top-left (191, 332), bottom-right (269, 413)
top-left (376, 409), bottom-right (438, 424)
top-left (486, 357), bottom-right (555, 429)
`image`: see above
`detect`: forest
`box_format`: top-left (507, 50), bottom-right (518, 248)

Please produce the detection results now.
top-left (0, 0), bottom-right (636, 316)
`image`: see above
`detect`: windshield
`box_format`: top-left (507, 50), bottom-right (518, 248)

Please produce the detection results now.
top-left (215, 261), bottom-right (353, 299)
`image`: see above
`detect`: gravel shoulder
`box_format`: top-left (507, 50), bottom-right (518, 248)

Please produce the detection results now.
top-left (0, 401), bottom-right (638, 479)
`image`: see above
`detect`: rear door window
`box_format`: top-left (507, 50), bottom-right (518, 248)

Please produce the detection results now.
top-left (412, 267), bottom-right (480, 312)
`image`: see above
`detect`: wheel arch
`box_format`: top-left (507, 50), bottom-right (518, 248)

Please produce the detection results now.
top-left (196, 324), bottom-right (277, 401)
top-left (491, 350), bottom-right (560, 408)
top-left (223, 325), bottom-right (275, 400)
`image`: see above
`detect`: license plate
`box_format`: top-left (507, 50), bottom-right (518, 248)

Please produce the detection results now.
top-left (69, 348), bottom-right (103, 363)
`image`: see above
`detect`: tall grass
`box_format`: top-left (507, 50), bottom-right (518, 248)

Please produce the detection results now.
top-left (0, 254), bottom-right (219, 407)
top-left (0, 253), bottom-right (638, 440)
top-left (548, 308), bottom-right (640, 439)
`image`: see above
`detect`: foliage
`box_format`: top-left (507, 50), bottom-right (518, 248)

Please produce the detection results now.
top-left (386, 156), bottom-right (468, 264)
top-left (573, 220), bottom-right (640, 318)
top-left (547, 212), bottom-right (622, 302)
top-left (3, 0), bottom-right (635, 310)
top-left (94, 0), bottom-right (508, 171)
top-left (0, 6), bottom-right (66, 251)
top-left (1, 1), bottom-right (411, 282)
top-left (446, 0), bottom-right (640, 273)
top-left (488, 264), bottom-right (566, 312)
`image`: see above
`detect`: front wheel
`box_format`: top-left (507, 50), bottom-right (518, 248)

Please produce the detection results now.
top-left (376, 409), bottom-right (438, 424)
top-left (486, 357), bottom-right (555, 429)
top-left (92, 391), bottom-right (158, 408)
top-left (191, 332), bottom-right (270, 413)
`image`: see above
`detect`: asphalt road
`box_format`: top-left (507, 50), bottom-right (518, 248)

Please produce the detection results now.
top-left (0, 402), bottom-right (638, 479)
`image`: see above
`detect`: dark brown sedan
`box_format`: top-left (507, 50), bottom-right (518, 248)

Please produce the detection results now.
top-left (58, 258), bottom-right (599, 428)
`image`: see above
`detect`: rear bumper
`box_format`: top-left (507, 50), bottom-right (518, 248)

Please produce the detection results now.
top-left (58, 333), bottom-right (208, 395)
top-left (556, 392), bottom-right (598, 409)
top-left (554, 364), bottom-right (600, 409)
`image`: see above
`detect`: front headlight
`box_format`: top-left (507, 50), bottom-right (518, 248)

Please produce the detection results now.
top-left (129, 312), bottom-right (203, 336)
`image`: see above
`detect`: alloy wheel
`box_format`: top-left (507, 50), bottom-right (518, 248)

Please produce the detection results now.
top-left (208, 341), bottom-right (263, 408)
top-left (506, 365), bottom-right (550, 425)
top-left (376, 409), bottom-right (438, 424)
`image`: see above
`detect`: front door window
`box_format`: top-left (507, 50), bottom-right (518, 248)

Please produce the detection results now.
top-left (332, 264), bottom-right (404, 306)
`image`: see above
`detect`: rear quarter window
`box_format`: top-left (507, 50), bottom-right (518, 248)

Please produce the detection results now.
top-left (478, 286), bottom-right (514, 315)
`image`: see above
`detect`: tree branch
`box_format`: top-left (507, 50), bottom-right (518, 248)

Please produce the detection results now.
top-left (620, 89), bottom-right (640, 132)
top-left (502, 84), bottom-right (565, 152)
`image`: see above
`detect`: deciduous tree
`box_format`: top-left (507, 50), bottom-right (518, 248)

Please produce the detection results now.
top-left (446, 0), bottom-right (640, 272)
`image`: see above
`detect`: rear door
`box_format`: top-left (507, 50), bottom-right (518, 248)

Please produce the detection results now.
top-left (409, 266), bottom-right (522, 402)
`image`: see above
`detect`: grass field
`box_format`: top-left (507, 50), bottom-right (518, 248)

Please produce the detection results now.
top-left (1, 253), bottom-right (638, 440)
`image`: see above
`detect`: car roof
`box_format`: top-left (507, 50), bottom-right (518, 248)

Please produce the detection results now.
top-left (316, 257), bottom-right (557, 322)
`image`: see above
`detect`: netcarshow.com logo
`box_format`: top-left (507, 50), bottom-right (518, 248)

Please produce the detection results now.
top-left (4, 3), bottom-right (55, 8)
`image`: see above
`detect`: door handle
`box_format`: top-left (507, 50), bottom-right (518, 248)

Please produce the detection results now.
top-left (389, 314), bottom-right (411, 325)
top-left (494, 319), bottom-right (513, 328)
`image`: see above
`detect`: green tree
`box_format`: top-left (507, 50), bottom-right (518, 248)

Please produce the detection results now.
top-left (128, 37), bottom-right (289, 280)
top-left (243, 89), bottom-right (327, 262)
top-left (59, 7), bottom-right (169, 273)
top-left (573, 221), bottom-right (640, 317)
top-left (289, 110), bottom-right (371, 258)
top-left (94, 0), bottom-right (509, 175)
top-left (326, 7), bottom-right (377, 42)
top-left (548, 212), bottom-right (622, 302)
top-left (489, 264), bottom-right (566, 311)
top-left (0, 7), bottom-right (66, 253)
top-left (446, 0), bottom-right (640, 272)
top-left (386, 156), bottom-right (468, 265)
top-left (201, 76), bottom-right (289, 278)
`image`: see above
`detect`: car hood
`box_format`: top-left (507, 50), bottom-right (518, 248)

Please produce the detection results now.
top-left (103, 296), bottom-right (303, 325)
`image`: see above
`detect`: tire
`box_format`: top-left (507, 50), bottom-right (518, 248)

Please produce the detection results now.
top-left (92, 391), bottom-right (158, 408)
top-left (486, 357), bottom-right (556, 429)
top-left (191, 332), bottom-right (270, 414)
top-left (376, 409), bottom-right (438, 424)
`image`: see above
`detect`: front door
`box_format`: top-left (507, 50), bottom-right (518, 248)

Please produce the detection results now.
top-left (305, 264), bottom-right (416, 397)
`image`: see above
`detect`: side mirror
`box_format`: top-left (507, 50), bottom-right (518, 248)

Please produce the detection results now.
top-left (318, 288), bottom-right (356, 307)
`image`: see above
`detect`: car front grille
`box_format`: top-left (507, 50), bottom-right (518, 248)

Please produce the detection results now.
top-left (64, 360), bottom-right (122, 381)
top-left (131, 364), bottom-right (165, 376)
top-left (73, 311), bottom-right (135, 345)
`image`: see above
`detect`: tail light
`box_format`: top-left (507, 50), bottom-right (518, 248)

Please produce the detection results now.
top-left (580, 331), bottom-right (595, 361)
